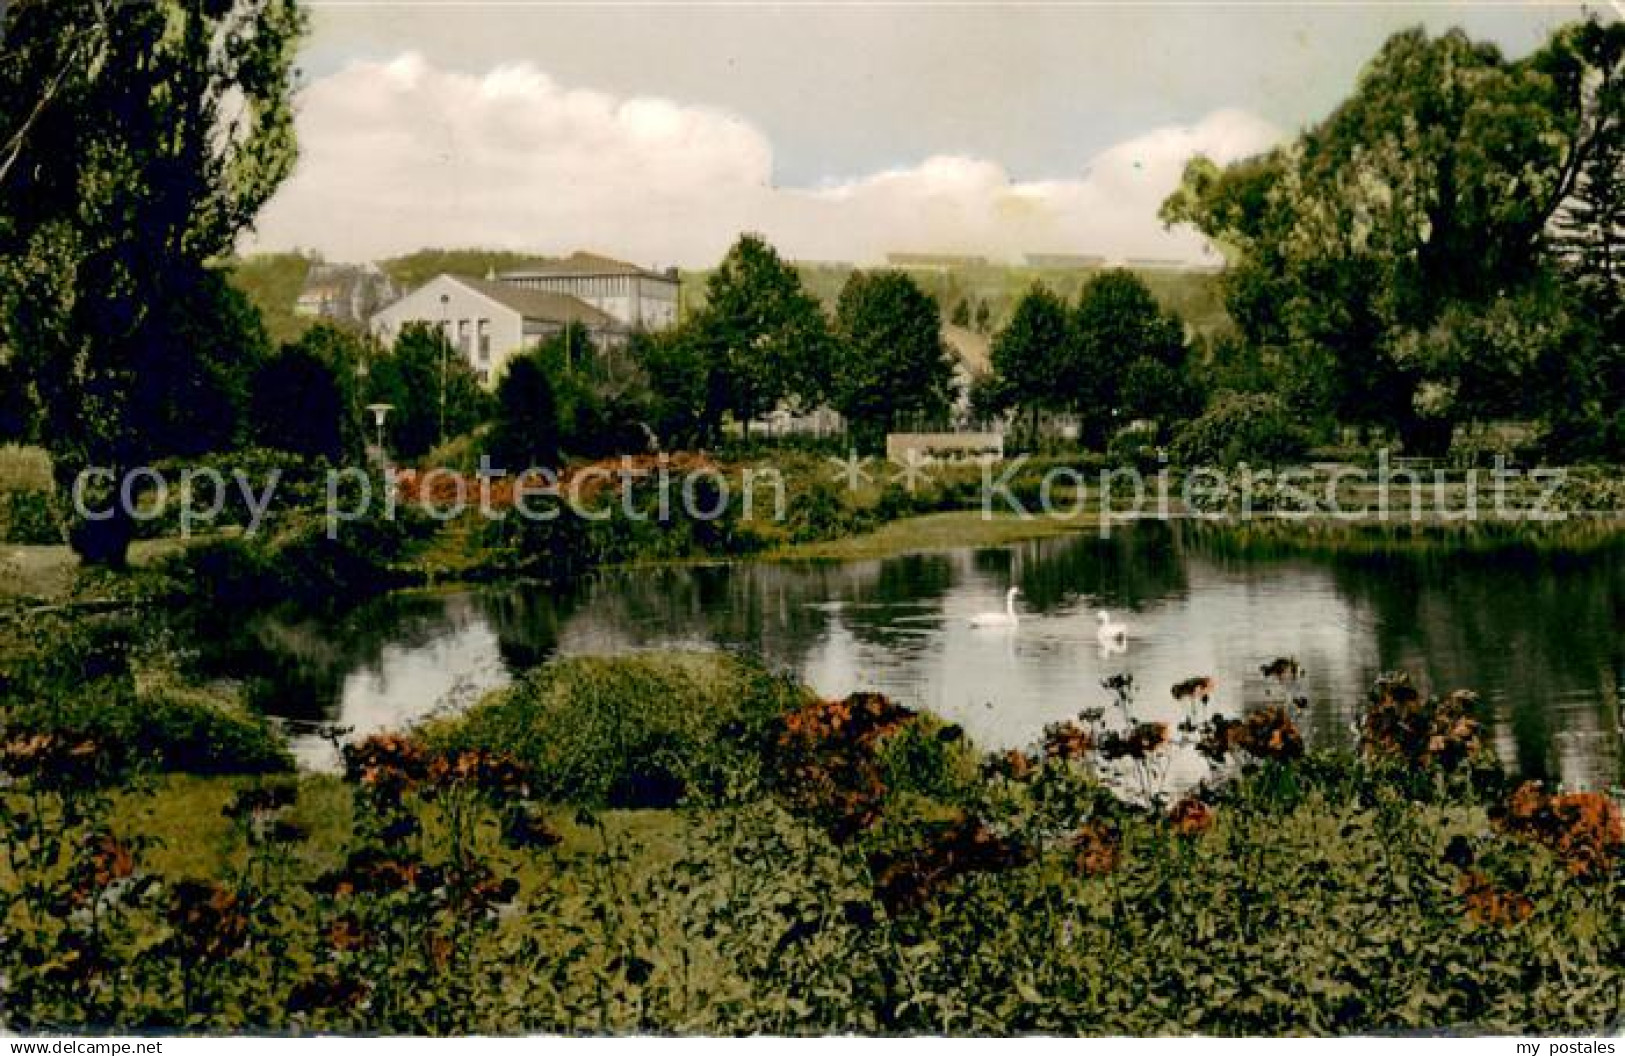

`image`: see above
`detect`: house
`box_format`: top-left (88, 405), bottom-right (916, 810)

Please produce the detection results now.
top-left (295, 262), bottom-right (398, 325)
top-left (498, 251), bottom-right (680, 331)
top-left (369, 274), bottom-right (621, 386)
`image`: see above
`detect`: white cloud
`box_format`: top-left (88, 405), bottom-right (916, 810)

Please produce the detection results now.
top-left (250, 53), bottom-right (1282, 268)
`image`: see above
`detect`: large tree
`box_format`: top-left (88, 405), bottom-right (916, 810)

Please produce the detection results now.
top-left (687, 234), bottom-right (832, 440)
top-left (831, 270), bottom-right (955, 441)
top-left (1162, 20), bottom-right (1623, 454)
top-left (488, 349), bottom-right (561, 471)
top-left (251, 323), bottom-right (366, 462)
top-left (1074, 269), bottom-right (1197, 441)
top-left (0, 0), bottom-right (305, 566)
top-left (989, 284), bottom-right (1073, 433)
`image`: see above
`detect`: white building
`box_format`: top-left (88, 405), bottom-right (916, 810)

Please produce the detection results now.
top-left (498, 251), bottom-right (680, 331)
top-left (369, 274), bottom-right (620, 386)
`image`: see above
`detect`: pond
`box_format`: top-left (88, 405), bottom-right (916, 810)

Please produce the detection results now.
top-left (227, 523), bottom-right (1625, 789)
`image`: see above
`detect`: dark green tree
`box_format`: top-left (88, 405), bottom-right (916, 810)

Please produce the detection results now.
top-left (1074, 269), bottom-right (1196, 440)
top-left (488, 349), bottom-right (560, 470)
top-left (365, 323), bottom-right (491, 461)
top-left (989, 284), bottom-right (1072, 434)
top-left (251, 323), bottom-right (365, 462)
top-left (830, 271), bottom-right (955, 441)
top-left (0, 0), bottom-right (305, 566)
top-left (688, 234), bottom-right (832, 439)
top-left (1163, 20), bottom-right (1623, 454)
top-left (636, 323), bottom-right (710, 449)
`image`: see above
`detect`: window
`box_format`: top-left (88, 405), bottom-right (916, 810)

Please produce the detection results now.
top-left (457, 319), bottom-right (471, 355)
top-left (478, 319), bottom-right (491, 359)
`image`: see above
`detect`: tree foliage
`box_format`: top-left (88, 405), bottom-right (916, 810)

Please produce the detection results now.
top-left (489, 350), bottom-right (561, 471)
top-left (1074, 270), bottom-right (1196, 442)
top-left (251, 323), bottom-right (365, 462)
top-left (686, 234), bottom-right (832, 439)
top-left (1161, 20), bottom-right (1624, 454)
top-left (831, 271), bottom-right (955, 439)
top-left (365, 323), bottom-right (491, 462)
top-left (0, 0), bottom-right (305, 565)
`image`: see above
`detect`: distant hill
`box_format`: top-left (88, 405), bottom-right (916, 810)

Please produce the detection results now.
top-left (230, 252), bottom-right (316, 346)
top-left (682, 261), bottom-right (1231, 338)
top-left (231, 249), bottom-right (1233, 352)
top-left (377, 249), bottom-right (554, 292)
top-left (229, 249), bottom-right (556, 347)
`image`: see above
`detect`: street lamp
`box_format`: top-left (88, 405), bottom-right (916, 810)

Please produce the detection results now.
top-left (365, 403), bottom-right (393, 465)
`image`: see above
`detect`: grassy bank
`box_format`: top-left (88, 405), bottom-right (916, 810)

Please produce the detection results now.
top-left (3, 653), bottom-right (1620, 1034)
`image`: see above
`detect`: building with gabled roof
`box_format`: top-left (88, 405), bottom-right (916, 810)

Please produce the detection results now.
top-left (369, 273), bottom-right (621, 387)
top-left (499, 250), bottom-right (680, 331)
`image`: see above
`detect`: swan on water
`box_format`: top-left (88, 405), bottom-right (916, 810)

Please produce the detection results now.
top-left (1096, 609), bottom-right (1128, 646)
top-left (971, 587), bottom-right (1021, 628)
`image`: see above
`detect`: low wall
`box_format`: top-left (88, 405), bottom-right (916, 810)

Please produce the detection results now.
top-left (886, 431), bottom-right (1005, 462)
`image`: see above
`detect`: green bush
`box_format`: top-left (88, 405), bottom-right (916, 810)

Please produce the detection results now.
top-left (1172, 392), bottom-right (1310, 468)
top-left (422, 651), bottom-right (809, 807)
top-left (4, 670), bottom-right (291, 776)
top-left (0, 490), bottom-right (61, 544)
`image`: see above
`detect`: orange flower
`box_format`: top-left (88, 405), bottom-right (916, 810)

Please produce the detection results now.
top-left (869, 815), bottom-right (1030, 915)
top-left (1491, 782), bottom-right (1623, 878)
top-left (1169, 796), bottom-right (1215, 838)
top-left (1042, 720), bottom-right (1094, 763)
top-left (1360, 676), bottom-right (1484, 771)
top-left (1072, 820), bottom-right (1122, 877)
top-left (1458, 870), bottom-right (1534, 926)
top-left (1097, 722), bottom-right (1169, 762)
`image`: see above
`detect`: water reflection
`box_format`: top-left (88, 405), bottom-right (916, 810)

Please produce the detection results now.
top-left (228, 524), bottom-right (1624, 786)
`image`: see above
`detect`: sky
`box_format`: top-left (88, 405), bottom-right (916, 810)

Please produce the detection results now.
top-left (248, 1), bottom-right (1604, 268)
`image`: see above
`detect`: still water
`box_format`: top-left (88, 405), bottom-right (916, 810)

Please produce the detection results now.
top-left (230, 524), bottom-right (1624, 788)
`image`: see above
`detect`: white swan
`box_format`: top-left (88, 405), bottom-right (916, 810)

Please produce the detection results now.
top-left (971, 587), bottom-right (1021, 628)
top-left (1096, 609), bottom-right (1128, 647)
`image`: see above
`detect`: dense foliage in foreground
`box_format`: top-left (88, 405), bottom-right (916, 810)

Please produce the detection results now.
top-left (2, 655), bottom-right (1620, 1035)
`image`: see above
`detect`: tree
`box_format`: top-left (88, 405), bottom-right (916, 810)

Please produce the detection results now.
top-left (365, 323), bottom-right (491, 461)
top-left (989, 284), bottom-right (1072, 432)
top-left (489, 349), bottom-right (560, 471)
top-left (1074, 270), bottom-right (1196, 439)
top-left (1162, 21), bottom-right (1623, 454)
top-left (637, 323), bottom-right (711, 449)
top-left (830, 271), bottom-right (955, 442)
top-left (687, 234), bottom-right (832, 439)
top-left (251, 323), bottom-right (365, 462)
top-left (0, 0), bottom-right (305, 566)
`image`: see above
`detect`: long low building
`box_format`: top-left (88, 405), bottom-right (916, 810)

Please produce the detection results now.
top-left (369, 274), bottom-right (621, 386)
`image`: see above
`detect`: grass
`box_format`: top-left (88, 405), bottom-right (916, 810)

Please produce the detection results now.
top-left (771, 508), bottom-right (1098, 561)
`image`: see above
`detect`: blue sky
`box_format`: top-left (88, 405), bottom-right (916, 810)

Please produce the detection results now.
top-left (252, 2), bottom-right (1601, 264)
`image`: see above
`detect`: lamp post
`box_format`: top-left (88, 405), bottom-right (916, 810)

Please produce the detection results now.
top-left (438, 292), bottom-right (450, 445)
top-left (365, 403), bottom-right (393, 466)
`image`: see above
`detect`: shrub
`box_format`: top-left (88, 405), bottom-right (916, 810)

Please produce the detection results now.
top-left (422, 652), bottom-right (808, 807)
top-left (0, 489), bottom-right (61, 544)
top-left (1170, 392), bottom-right (1310, 468)
top-left (4, 670), bottom-right (291, 776)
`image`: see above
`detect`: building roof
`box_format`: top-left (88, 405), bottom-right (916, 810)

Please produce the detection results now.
top-left (455, 276), bottom-right (620, 329)
top-left (499, 250), bottom-right (675, 283)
